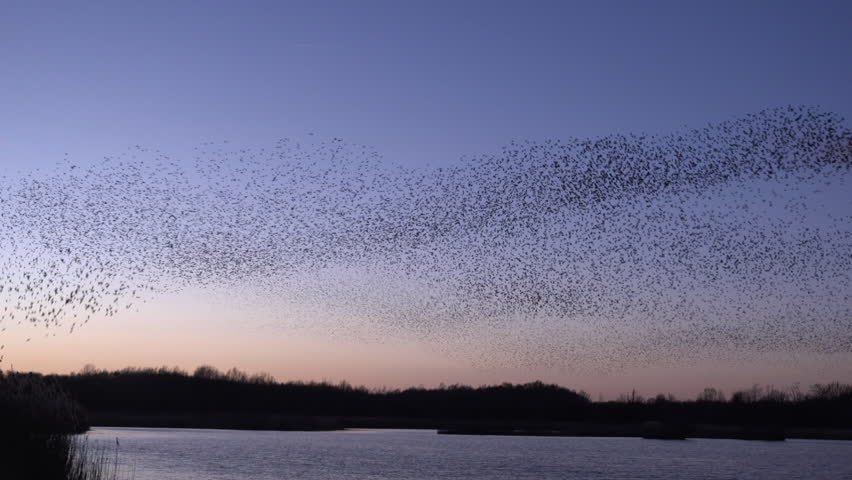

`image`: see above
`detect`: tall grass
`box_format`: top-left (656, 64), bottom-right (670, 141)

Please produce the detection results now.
top-left (0, 370), bottom-right (130, 480)
top-left (0, 371), bottom-right (87, 434)
top-left (66, 435), bottom-right (133, 480)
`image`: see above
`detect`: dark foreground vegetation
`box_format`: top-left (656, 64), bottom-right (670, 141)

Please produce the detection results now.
top-left (0, 371), bottom-right (126, 480)
top-left (47, 365), bottom-right (852, 440)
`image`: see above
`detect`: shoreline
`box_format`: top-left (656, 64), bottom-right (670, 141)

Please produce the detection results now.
top-left (87, 413), bottom-right (852, 441)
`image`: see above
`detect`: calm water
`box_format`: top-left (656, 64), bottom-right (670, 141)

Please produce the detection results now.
top-left (86, 427), bottom-right (852, 480)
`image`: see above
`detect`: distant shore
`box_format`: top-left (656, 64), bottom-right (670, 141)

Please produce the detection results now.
top-left (88, 412), bottom-right (852, 441)
top-left (34, 367), bottom-right (851, 444)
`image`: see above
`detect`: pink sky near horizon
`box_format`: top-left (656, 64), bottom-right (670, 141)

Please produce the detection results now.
top-left (3, 291), bottom-right (849, 401)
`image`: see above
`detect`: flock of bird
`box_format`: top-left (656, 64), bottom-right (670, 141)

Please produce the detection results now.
top-left (0, 106), bottom-right (850, 371)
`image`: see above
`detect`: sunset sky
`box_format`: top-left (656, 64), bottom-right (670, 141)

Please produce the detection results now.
top-left (1, 1), bottom-right (851, 399)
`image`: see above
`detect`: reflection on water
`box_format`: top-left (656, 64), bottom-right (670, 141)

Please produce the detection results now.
top-left (87, 427), bottom-right (852, 480)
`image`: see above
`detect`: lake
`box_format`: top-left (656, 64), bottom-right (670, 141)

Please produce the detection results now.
top-left (87, 427), bottom-right (852, 479)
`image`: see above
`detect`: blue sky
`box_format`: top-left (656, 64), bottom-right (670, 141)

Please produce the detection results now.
top-left (2, 1), bottom-right (850, 172)
top-left (2, 1), bottom-right (851, 393)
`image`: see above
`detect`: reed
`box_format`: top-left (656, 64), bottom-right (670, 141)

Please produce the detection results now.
top-left (65, 435), bottom-right (132, 480)
top-left (0, 370), bottom-right (130, 479)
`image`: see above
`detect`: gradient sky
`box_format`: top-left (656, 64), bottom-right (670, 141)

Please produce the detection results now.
top-left (1, 1), bottom-right (851, 398)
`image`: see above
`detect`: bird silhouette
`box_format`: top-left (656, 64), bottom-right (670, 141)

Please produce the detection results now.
top-left (0, 106), bottom-right (849, 372)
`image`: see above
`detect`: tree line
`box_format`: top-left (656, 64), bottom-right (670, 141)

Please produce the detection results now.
top-left (47, 365), bottom-right (852, 429)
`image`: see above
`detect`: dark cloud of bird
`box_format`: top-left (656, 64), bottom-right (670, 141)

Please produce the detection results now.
top-left (0, 106), bottom-right (850, 372)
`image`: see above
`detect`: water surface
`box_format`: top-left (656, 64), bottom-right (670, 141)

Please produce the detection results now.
top-left (88, 427), bottom-right (852, 479)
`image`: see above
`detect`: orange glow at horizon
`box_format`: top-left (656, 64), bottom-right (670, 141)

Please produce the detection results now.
top-left (4, 294), bottom-right (850, 401)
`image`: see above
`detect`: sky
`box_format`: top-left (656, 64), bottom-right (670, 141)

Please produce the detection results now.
top-left (3, 1), bottom-right (851, 171)
top-left (1, 1), bottom-right (851, 398)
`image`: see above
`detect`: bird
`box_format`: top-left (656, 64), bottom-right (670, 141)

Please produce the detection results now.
top-left (0, 106), bottom-right (849, 373)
